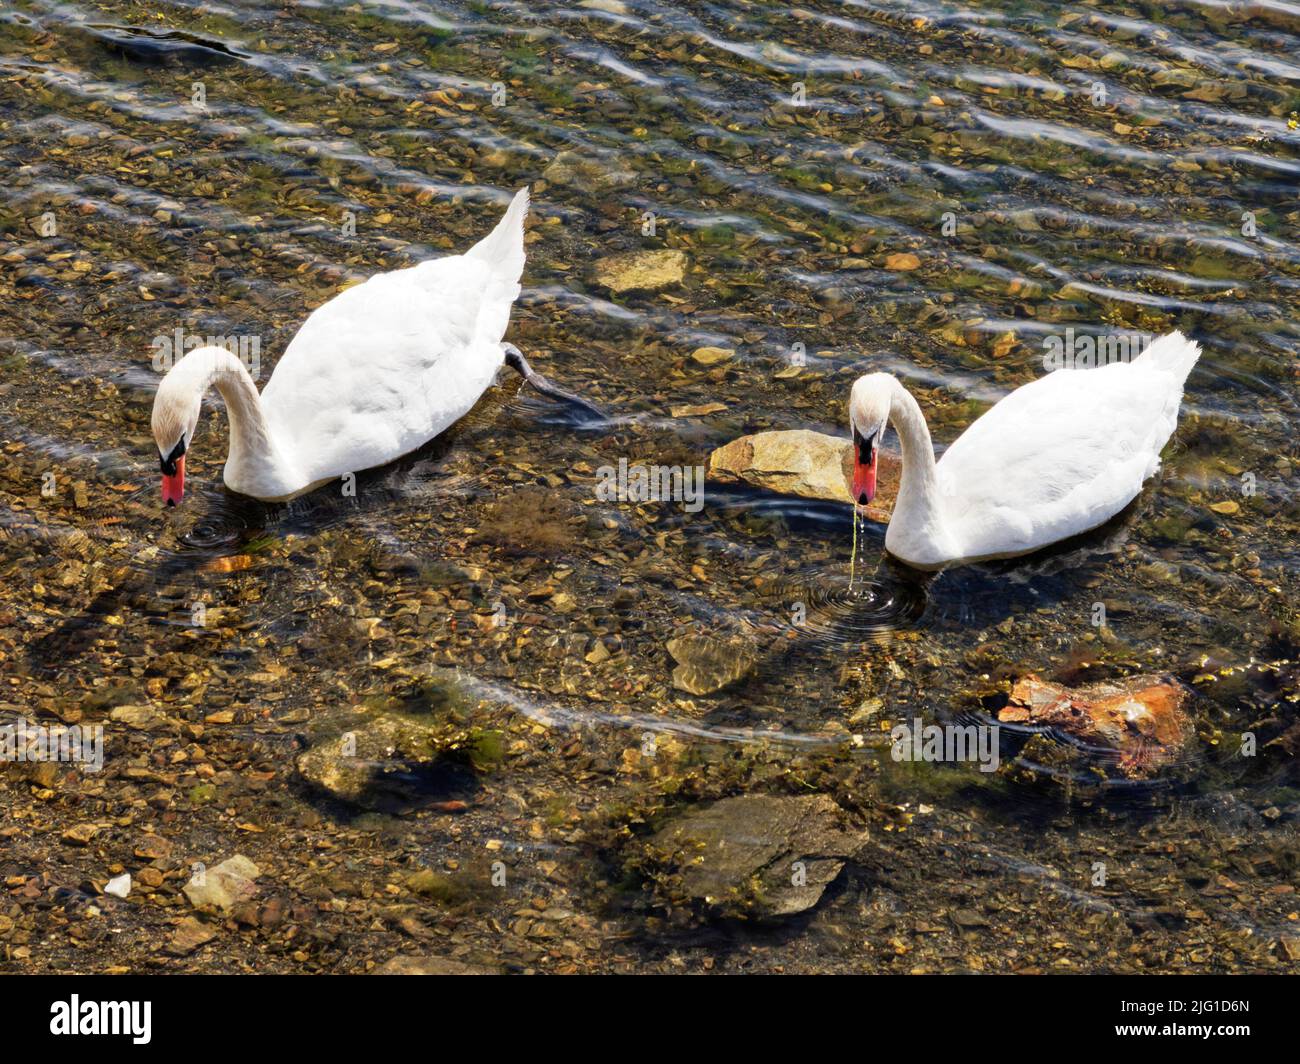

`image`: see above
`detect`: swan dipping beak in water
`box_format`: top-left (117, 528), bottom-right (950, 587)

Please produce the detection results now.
top-left (847, 331), bottom-right (1201, 569)
top-left (150, 186), bottom-right (598, 506)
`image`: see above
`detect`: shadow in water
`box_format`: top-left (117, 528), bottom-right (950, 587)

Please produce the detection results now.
top-left (708, 482), bottom-right (1154, 646)
top-left (22, 420), bottom-right (475, 675)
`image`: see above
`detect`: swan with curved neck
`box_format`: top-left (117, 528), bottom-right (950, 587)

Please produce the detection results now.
top-left (151, 187), bottom-right (597, 505)
top-left (152, 345), bottom-right (295, 503)
top-left (847, 331), bottom-right (1200, 568)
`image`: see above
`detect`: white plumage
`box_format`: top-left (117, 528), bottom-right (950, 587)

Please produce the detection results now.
top-left (848, 331), bottom-right (1200, 568)
top-left (151, 188), bottom-right (530, 502)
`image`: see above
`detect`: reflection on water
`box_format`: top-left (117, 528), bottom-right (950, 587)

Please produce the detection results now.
top-left (0, 0), bottom-right (1298, 972)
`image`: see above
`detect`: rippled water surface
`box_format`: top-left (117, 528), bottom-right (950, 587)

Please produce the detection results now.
top-left (1, 0), bottom-right (1298, 973)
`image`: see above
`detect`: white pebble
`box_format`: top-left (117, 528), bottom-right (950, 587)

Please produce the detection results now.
top-left (104, 873), bottom-right (131, 899)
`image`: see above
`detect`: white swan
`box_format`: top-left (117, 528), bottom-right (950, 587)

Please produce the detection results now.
top-left (847, 331), bottom-right (1200, 568)
top-left (150, 187), bottom-right (593, 504)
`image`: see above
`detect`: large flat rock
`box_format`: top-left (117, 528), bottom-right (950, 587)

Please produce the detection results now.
top-left (708, 429), bottom-right (898, 522)
top-left (593, 249), bottom-right (688, 294)
top-left (641, 794), bottom-right (868, 918)
top-left (1000, 673), bottom-right (1194, 778)
top-left (665, 632), bottom-right (759, 696)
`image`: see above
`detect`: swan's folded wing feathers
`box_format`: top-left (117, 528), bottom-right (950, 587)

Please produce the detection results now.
top-left (258, 256), bottom-right (503, 479)
top-left (936, 359), bottom-right (1186, 557)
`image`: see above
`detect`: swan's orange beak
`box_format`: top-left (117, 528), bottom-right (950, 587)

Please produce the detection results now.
top-left (162, 455), bottom-right (185, 507)
top-left (852, 430), bottom-right (877, 505)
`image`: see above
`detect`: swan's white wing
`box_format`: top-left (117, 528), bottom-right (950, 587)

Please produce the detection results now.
top-left (235, 189), bottom-right (531, 492)
top-left (935, 340), bottom-right (1195, 559)
top-left (258, 255), bottom-right (507, 483)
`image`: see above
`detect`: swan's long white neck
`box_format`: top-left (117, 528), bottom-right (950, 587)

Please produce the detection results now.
top-left (884, 378), bottom-right (952, 560)
top-left (161, 347), bottom-right (294, 490)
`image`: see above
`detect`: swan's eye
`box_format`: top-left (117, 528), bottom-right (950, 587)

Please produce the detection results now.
top-left (854, 427), bottom-right (877, 465)
top-left (160, 437), bottom-right (186, 476)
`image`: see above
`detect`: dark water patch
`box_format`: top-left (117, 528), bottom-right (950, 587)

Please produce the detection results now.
top-left (78, 23), bottom-right (250, 67)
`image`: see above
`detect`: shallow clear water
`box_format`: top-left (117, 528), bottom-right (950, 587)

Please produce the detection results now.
top-left (0, 0), bottom-right (1298, 973)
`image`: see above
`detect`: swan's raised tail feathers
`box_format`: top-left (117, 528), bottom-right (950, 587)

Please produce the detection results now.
top-left (465, 186), bottom-right (529, 284)
top-left (1137, 330), bottom-right (1200, 385)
